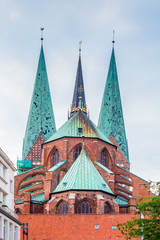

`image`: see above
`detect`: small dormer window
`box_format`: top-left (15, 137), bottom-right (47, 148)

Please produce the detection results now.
top-left (78, 127), bottom-right (83, 135)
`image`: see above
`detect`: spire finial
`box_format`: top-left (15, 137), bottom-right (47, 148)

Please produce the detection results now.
top-left (79, 41), bottom-right (82, 57)
top-left (112, 30), bottom-right (115, 47)
top-left (40, 28), bottom-right (44, 46)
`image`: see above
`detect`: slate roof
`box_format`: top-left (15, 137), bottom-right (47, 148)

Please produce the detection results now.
top-left (98, 47), bottom-right (129, 162)
top-left (46, 110), bottom-right (113, 146)
top-left (53, 148), bottom-right (114, 195)
top-left (71, 49), bottom-right (87, 116)
top-left (22, 45), bottom-right (56, 159)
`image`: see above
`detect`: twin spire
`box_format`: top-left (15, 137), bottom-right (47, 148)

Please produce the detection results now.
top-left (22, 30), bottom-right (129, 165)
top-left (98, 45), bottom-right (129, 162)
top-left (22, 29), bottom-right (56, 161)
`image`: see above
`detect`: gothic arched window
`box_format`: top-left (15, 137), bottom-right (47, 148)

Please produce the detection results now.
top-left (53, 149), bottom-right (60, 166)
top-left (104, 202), bottom-right (110, 214)
top-left (75, 146), bottom-right (82, 160)
top-left (57, 202), bottom-right (68, 215)
top-left (57, 173), bottom-right (60, 185)
top-left (77, 201), bottom-right (93, 214)
top-left (100, 150), bottom-right (107, 167)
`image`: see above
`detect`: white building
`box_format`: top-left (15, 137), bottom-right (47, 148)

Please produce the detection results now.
top-left (0, 148), bottom-right (21, 240)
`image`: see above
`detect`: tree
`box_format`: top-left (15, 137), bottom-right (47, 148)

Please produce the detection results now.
top-left (117, 196), bottom-right (160, 240)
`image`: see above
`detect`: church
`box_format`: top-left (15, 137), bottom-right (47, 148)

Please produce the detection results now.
top-left (14, 33), bottom-right (153, 233)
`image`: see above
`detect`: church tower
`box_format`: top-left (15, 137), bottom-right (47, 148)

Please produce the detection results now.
top-left (98, 43), bottom-right (129, 169)
top-left (15, 39), bottom-right (153, 220)
top-left (21, 31), bottom-right (56, 170)
top-left (69, 42), bottom-right (87, 117)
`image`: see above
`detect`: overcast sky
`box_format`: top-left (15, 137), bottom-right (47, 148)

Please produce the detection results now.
top-left (0, 0), bottom-right (159, 182)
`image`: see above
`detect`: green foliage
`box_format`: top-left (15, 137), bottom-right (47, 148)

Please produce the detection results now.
top-left (117, 196), bottom-right (160, 240)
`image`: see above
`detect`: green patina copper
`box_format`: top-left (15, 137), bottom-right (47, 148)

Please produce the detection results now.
top-left (18, 182), bottom-right (42, 192)
top-left (16, 198), bottom-right (24, 204)
top-left (53, 148), bottom-right (114, 195)
top-left (115, 196), bottom-right (128, 206)
top-left (98, 47), bottom-right (129, 162)
top-left (116, 165), bottom-right (150, 183)
top-left (22, 45), bottom-right (56, 160)
top-left (115, 190), bottom-right (131, 198)
top-left (17, 160), bottom-right (32, 174)
top-left (16, 192), bottom-right (45, 204)
top-left (115, 183), bottom-right (132, 193)
top-left (94, 161), bottom-right (113, 174)
top-left (16, 165), bottom-right (44, 176)
top-left (118, 174), bottom-right (132, 182)
top-left (48, 160), bottom-right (67, 172)
top-left (31, 193), bottom-right (45, 203)
top-left (46, 110), bottom-right (113, 146)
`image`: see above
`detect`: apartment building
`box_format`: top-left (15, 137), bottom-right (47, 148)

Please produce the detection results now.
top-left (0, 148), bottom-right (21, 240)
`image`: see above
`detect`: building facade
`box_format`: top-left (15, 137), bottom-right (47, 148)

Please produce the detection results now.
top-left (0, 148), bottom-right (21, 240)
top-left (14, 37), bottom-right (154, 239)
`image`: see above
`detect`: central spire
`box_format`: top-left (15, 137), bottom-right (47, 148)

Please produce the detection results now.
top-left (69, 42), bottom-right (87, 117)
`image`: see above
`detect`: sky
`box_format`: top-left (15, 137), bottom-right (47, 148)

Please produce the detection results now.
top-left (0, 0), bottom-right (159, 182)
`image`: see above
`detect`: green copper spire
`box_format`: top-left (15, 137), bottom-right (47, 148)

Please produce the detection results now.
top-left (22, 42), bottom-right (56, 160)
top-left (98, 47), bottom-right (129, 162)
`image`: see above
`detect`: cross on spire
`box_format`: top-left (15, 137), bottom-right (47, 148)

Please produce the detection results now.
top-left (79, 41), bottom-right (82, 57)
top-left (40, 27), bottom-right (44, 46)
top-left (112, 30), bottom-right (115, 47)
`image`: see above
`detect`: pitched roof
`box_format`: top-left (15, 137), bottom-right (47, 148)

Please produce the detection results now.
top-left (53, 148), bottom-right (114, 195)
top-left (45, 110), bottom-right (113, 146)
top-left (31, 193), bottom-right (45, 203)
top-left (48, 160), bottom-right (67, 172)
top-left (16, 165), bottom-right (44, 176)
top-left (94, 161), bottom-right (113, 174)
top-left (98, 47), bottom-right (129, 162)
top-left (115, 196), bottom-right (128, 206)
top-left (22, 45), bottom-right (56, 159)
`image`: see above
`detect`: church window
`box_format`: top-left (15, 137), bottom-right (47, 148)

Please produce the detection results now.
top-left (100, 150), bottom-right (107, 167)
top-left (104, 202), bottom-right (110, 214)
top-left (57, 173), bottom-right (60, 185)
top-left (77, 201), bottom-right (93, 214)
top-left (52, 149), bottom-right (60, 166)
top-left (57, 202), bottom-right (68, 214)
top-left (75, 146), bottom-right (82, 160)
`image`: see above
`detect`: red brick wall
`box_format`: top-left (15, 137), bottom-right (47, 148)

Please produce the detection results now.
top-left (25, 134), bottom-right (45, 165)
top-left (18, 214), bottom-right (140, 240)
top-left (42, 137), bottom-right (117, 171)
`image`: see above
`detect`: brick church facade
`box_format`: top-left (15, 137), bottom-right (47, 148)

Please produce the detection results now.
top-left (14, 35), bottom-right (154, 239)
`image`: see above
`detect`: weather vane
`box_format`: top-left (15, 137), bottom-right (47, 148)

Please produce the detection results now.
top-left (79, 41), bottom-right (82, 57)
top-left (40, 28), bottom-right (44, 45)
top-left (112, 30), bottom-right (115, 46)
